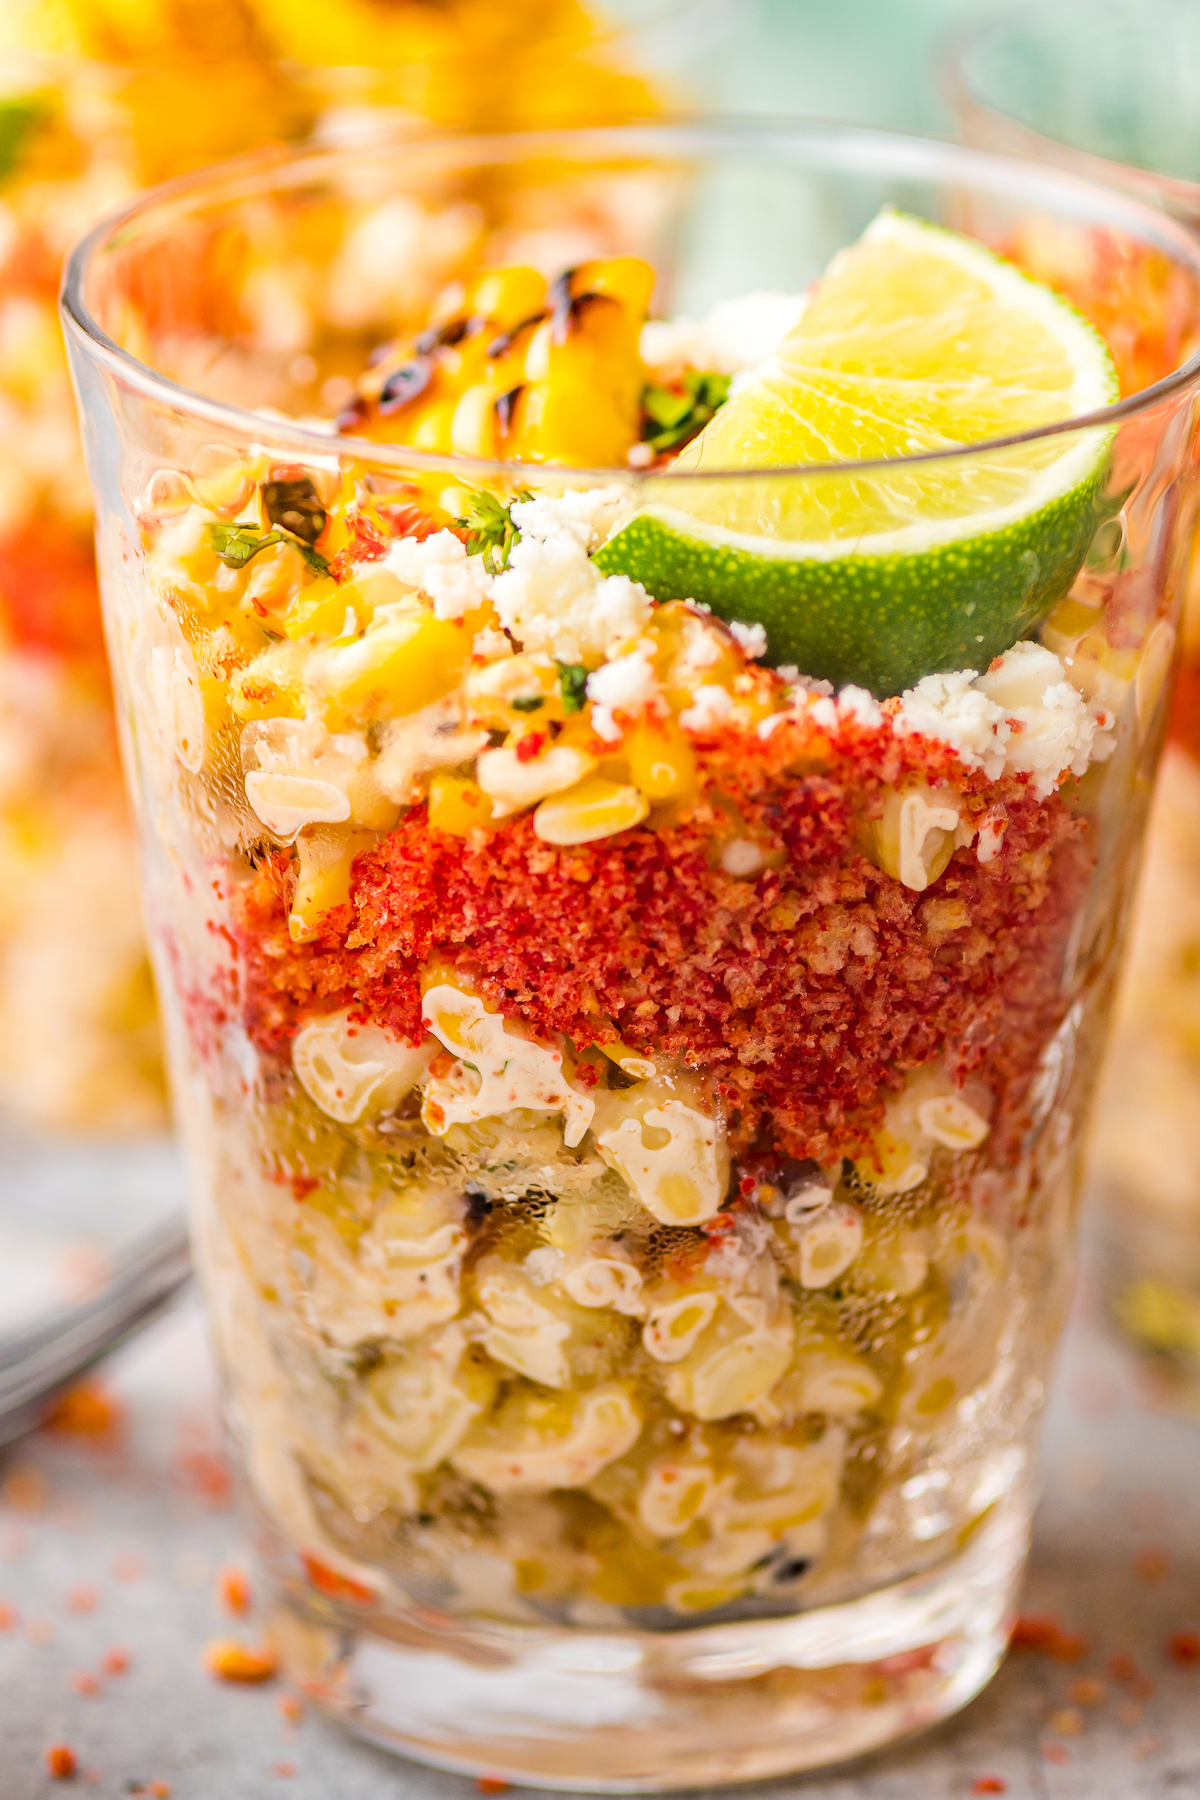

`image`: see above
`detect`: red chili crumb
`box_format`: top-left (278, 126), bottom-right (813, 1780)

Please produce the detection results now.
top-left (219, 1565), bottom-right (252, 1616)
top-left (971, 1780), bottom-right (1007, 1796)
top-left (1041, 1742), bottom-right (1071, 1765)
top-left (1011, 1615), bottom-right (1088, 1660)
top-left (2, 1466), bottom-right (49, 1513)
top-left (232, 712), bottom-right (1089, 1169)
top-left (45, 1383), bottom-right (124, 1439)
top-left (0, 1603), bottom-right (16, 1630)
top-left (1047, 1707), bottom-right (1084, 1737)
top-left (1068, 1677), bottom-right (1105, 1707)
top-left (477, 1779), bottom-right (511, 1793)
top-left (205, 1639), bottom-right (279, 1683)
top-left (278, 1693), bottom-right (304, 1724)
top-left (173, 1448), bottom-right (233, 1507)
top-left (1166, 1630), bottom-right (1200, 1665)
top-left (70, 1671), bottom-right (101, 1697)
top-left (102, 1646), bottom-right (130, 1676)
top-left (273, 1764), bottom-right (297, 1779)
top-left (300, 1553), bottom-right (377, 1606)
top-left (514, 732), bottom-right (546, 764)
top-left (45, 1744), bottom-right (77, 1778)
top-left (66, 1584), bottom-right (99, 1614)
top-left (112, 1552), bottom-right (145, 1582)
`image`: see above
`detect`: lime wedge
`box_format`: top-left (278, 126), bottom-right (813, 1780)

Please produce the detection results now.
top-left (596, 210), bottom-right (1118, 695)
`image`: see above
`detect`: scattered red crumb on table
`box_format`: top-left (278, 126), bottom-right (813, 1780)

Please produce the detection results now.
top-left (1047, 1707), bottom-right (1084, 1737)
top-left (45, 1744), bottom-right (77, 1778)
top-left (278, 1693), bottom-right (304, 1724)
top-left (1041, 1741), bottom-right (1071, 1764)
top-left (1067, 1677), bottom-right (1105, 1707)
top-left (70, 1669), bottom-right (101, 1696)
top-left (1166, 1630), bottom-right (1200, 1665)
top-left (66, 1583), bottom-right (99, 1613)
top-left (206, 1638), bottom-right (279, 1683)
top-left (45, 1383), bottom-right (124, 1439)
top-left (1010, 1615), bottom-right (1088, 1660)
top-left (102, 1646), bottom-right (130, 1675)
top-left (219, 1565), bottom-right (252, 1615)
top-left (477, 1779), bottom-right (511, 1793)
top-left (272, 1763), bottom-right (297, 1779)
top-left (0, 1601), bottom-right (16, 1629)
top-left (970, 1780), bottom-right (1007, 1796)
top-left (2, 1466), bottom-right (50, 1513)
top-left (173, 1448), bottom-right (233, 1507)
top-left (111, 1552), bottom-right (146, 1582)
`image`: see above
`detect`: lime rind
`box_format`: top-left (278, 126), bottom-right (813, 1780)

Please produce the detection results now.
top-left (596, 210), bottom-right (1120, 694)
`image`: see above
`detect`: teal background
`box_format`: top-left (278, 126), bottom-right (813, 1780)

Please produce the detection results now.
top-left (718, 0), bottom-right (985, 132)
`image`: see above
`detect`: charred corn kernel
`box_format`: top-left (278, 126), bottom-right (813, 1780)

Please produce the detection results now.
top-left (289, 828), bottom-right (374, 941)
top-left (450, 384), bottom-right (498, 458)
top-left (229, 642), bottom-right (306, 721)
top-left (279, 576), bottom-right (358, 642)
top-left (427, 771), bottom-right (495, 836)
top-left (872, 787), bottom-right (959, 892)
top-left (533, 775), bottom-right (649, 846)
top-left (321, 615), bottom-right (469, 730)
top-left (576, 256), bottom-right (655, 314)
top-left (625, 717), bottom-right (698, 802)
top-left (243, 539), bottom-right (310, 616)
top-left (205, 1638), bottom-right (278, 1684)
top-left (471, 266), bottom-right (547, 327)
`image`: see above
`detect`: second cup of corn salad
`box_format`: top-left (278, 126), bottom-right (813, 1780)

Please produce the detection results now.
top-left (0, 0), bottom-right (693, 1131)
top-left (62, 125), bottom-right (1200, 1785)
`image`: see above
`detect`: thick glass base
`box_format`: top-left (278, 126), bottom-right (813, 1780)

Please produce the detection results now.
top-left (269, 1501), bottom-right (1027, 1790)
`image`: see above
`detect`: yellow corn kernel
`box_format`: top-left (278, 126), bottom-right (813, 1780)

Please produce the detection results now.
top-left (230, 642), bottom-right (306, 721)
top-left (289, 827), bottom-right (375, 942)
top-left (449, 384), bottom-right (499, 458)
top-left (533, 775), bottom-right (649, 846)
top-left (426, 771), bottom-right (495, 836)
top-left (279, 576), bottom-right (357, 642)
top-left (871, 787), bottom-right (959, 892)
top-left (578, 257), bottom-right (655, 315)
top-left (410, 400), bottom-right (458, 455)
top-left (321, 615), bottom-right (470, 731)
top-left (625, 717), bottom-right (698, 802)
top-left (470, 266), bottom-right (547, 328)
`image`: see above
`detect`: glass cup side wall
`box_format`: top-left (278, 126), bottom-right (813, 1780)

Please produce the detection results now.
top-left (0, 11), bottom-right (697, 1133)
top-left (944, 0), bottom-right (1200, 1407)
top-left (63, 128), bottom-right (1200, 1786)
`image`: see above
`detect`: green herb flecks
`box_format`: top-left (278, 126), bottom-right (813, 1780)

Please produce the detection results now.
top-left (640, 371), bottom-right (731, 455)
top-left (557, 663), bottom-right (589, 713)
top-left (207, 523), bottom-right (330, 576)
top-left (456, 489), bottom-right (532, 575)
top-left (0, 96), bottom-right (49, 187)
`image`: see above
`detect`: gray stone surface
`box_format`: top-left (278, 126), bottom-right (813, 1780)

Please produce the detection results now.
top-left (1, 1253), bottom-right (1198, 1800)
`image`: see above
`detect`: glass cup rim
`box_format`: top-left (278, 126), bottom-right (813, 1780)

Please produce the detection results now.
top-left (938, 0), bottom-right (1200, 216)
top-left (60, 115), bottom-right (1200, 487)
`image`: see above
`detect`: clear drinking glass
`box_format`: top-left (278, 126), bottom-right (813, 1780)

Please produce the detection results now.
top-left (944, 0), bottom-right (1200, 1408)
top-left (61, 122), bottom-right (1200, 1786)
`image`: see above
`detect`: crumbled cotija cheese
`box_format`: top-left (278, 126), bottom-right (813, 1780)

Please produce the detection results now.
top-left (586, 650), bottom-right (660, 742)
top-left (508, 485), bottom-right (635, 554)
top-left (640, 293), bottom-right (807, 376)
top-left (382, 528), bottom-right (491, 621)
top-left (895, 642), bottom-right (1113, 798)
top-left (489, 532), bottom-right (650, 664)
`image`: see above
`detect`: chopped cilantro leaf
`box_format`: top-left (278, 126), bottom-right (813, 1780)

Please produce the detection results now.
top-left (640, 370), bottom-right (731, 455)
top-left (558, 663), bottom-right (589, 713)
top-left (207, 522), bottom-right (329, 576)
top-left (456, 488), bottom-right (532, 575)
top-left (0, 97), bottom-right (48, 187)
top-left (511, 694), bottom-right (545, 713)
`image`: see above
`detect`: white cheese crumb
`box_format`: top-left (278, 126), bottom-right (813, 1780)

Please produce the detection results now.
top-left (679, 684), bottom-right (735, 734)
top-left (837, 686), bottom-right (884, 729)
top-left (640, 293), bottom-right (807, 376)
top-left (586, 650), bottom-right (660, 742)
top-left (507, 485), bottom-right (636, 554)
top-left (382, 529), bottom-right (491, 621)
top-left (895, 642), bottom-right (1112, 799)
top-left (728, 620), bottom-right (768, 660)
top-left (489, 530), bottom-right (651, 665)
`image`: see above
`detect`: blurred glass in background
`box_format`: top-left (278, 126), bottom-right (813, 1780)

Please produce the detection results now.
top-left (945, 0), bottom-right (1200, 1411)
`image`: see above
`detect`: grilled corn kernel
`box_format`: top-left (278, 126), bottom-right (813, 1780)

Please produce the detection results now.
top-left (289, 827), bottom-right (374, 941)
top-left (427, 771), bottom-right (495, 836)
top-left (279, 576), bottom-right (357, 642)
top-left (533, 775), bottom-right (649, 846)
top-left (321, 615), bottom-right (470, 730)
top-left (625, 717), bottom-right (698, 802)
top-left (229, 642), bottom-right (306, 721)
top-left (471, 266), bottom-right (546, 327)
